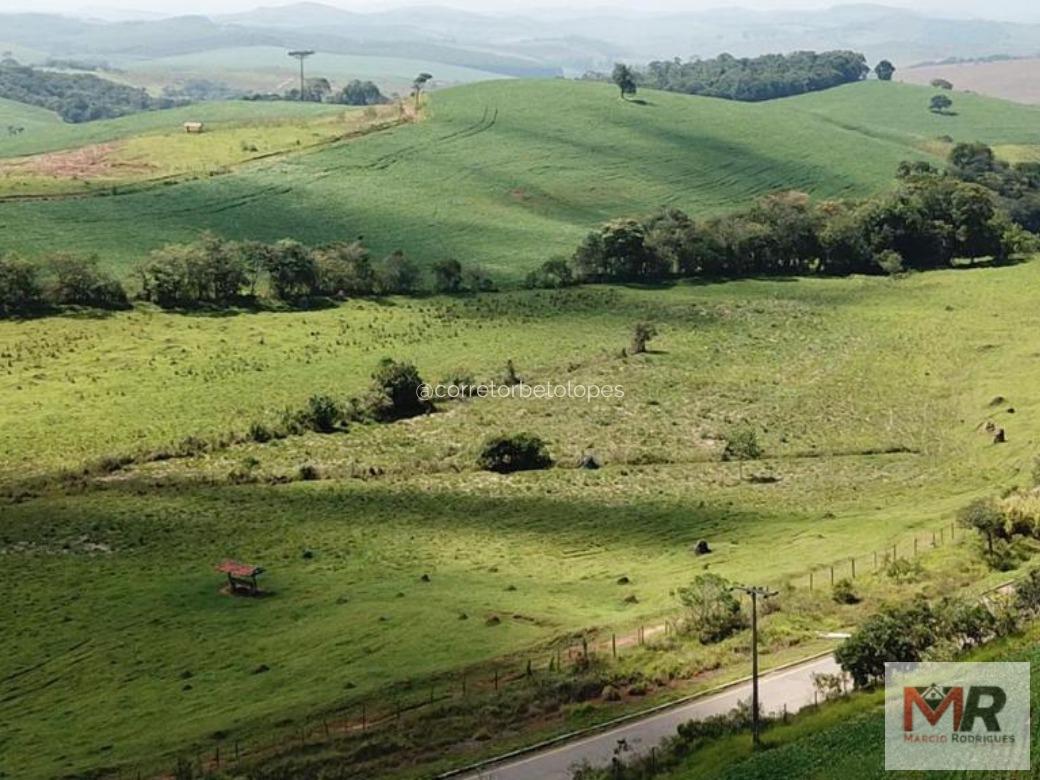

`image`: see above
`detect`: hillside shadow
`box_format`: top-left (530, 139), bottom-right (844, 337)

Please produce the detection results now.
top-left (30, 477), bottom-right (773, 555)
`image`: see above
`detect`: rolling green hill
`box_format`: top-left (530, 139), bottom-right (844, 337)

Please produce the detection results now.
top-left (3, 79), bottom-right (1040, 281)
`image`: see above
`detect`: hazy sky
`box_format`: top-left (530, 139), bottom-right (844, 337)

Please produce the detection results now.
top-left (3, 0), bottom-right (1039, 23)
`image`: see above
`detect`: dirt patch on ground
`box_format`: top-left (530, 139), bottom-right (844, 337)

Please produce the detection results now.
top-left (0, 142), bottom-right (154, 179)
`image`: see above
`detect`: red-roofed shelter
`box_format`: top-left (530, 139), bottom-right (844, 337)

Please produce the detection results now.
top-left (216, 560), bottom-right (265, 594)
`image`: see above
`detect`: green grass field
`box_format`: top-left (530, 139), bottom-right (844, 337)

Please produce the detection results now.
top-left (3, 256), bottom-right (1040, 777)
top-left (0, 98), bottom-right (348, 159)
top-left (5, 79), bottom-right (1040, 279)
top-left (0, 104), bottom-right (402, 196)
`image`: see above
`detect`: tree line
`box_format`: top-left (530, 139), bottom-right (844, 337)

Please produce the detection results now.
top-left (0, 235), bottom-right (497, 316)
top-left (0, 59), bottom-right (182, 123)
top-left (243, 78), bottom-right (389, 106)
top-left (526, 146), bottom-right (1037, 288)
top-left (637, 50), bottom-right (870, 102)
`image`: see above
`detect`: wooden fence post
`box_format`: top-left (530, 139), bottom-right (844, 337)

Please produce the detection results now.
top-left (612, 633), bottom-right (617, 658)
top-left (830, 565), bottom-right (834, 585)
top-left (851, 557), bottom-right (856, 578)
top-left (809, 571), bottom-right (814, 591)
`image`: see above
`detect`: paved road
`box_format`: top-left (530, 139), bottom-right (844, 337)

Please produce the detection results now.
top-left (461, 654), bottom-right (840, 780)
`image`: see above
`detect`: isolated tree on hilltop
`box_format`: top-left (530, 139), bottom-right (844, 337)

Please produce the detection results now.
top-left (611, 63), bottom-right (638, 100)
top-left (874, 59), bottom-right (896, 81)
top-left (931, 78), bottom-right (953, 90)
top-left (929, 94), bottom-right (953, 114)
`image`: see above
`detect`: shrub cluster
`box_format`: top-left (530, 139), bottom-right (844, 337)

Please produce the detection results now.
top-left (835, 594), bottom-right (1017, 687)
top-left (268, 358), bottom-right (433, 440)
top-left (478, 433), bottom-right (553, 473)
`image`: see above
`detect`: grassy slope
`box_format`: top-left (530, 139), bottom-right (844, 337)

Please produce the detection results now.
top-left (0, 105), bottom-right (401, 197)
top-left (3, 258), bottom-right (1040, 777)
top-left (0, 99), bottom-right (346, 158)
top-left (8, 79), bottom-right (1038, 278)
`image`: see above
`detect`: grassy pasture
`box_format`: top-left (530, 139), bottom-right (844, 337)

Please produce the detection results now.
top-left (0, 104), bottom-right (401, 196)
top-left (5, 79), bottom-right (1032, 278)
top-left (0, 98), bottom-right (348, 159)
top-left (2, 259), bottom-right (1039, 777)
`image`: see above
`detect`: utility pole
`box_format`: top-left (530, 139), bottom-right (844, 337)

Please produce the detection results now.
top-left (731, 584), bottom-right (778, 749)
top-left (288, 50), bottom-right (315, 100)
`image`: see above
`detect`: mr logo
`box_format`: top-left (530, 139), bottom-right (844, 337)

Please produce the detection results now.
top-left (903, 684), bottom-right (1007, 732)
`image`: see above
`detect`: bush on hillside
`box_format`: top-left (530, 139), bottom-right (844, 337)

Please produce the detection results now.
top-left (676, 573), bottom-right (746, 644)
top-left (376, 250), bottom-right (423, 294)
top-left (0, 253), bottom-right (43, 315)
top-left (478, 433), bottom-right (553, 473)
top-left (360, 358), bottom-right (432, 422)
top-left (313, 241), bottom-right (375, 297)
top-left (524, 257), bottom-right (575, 288)
top-left (44, 254), bottom-right (128, 309)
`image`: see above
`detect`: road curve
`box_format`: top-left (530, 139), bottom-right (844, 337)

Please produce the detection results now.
top-left (460, 654), bottom-right (840, 780)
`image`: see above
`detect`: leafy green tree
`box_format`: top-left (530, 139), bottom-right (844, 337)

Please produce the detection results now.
top-left (836, 599), bottom-right (938, 687)
top-left (478, 433), bottom-right (553, 473)
top-left (313, 241), bottom-right (375, 297)
top-left (44, 253), bottom-right (127, 309)
top-left (524, 257), bottom-right (574, 288)
top-left (1014, 568), bottom-right (1040, 615)
top-left (337, 79), bottom-right (387, 106)
top-left (463, 265), bottom-right (496, 293)
top-left (957, 497), bottom-right (1007, 554)
top-left (363, 357), bottom-right (431, 421)
top-left (0, 253), bottom-right (42, 315)
top-left (930, 78), bottom-right (953, 90)
top-left (376, 250), bottom-right (422, 294)
top-left (571, 218), bottom-right (666, 282)
top-left (722, 425), bottom-right (762, 478)
top-left (677, 573), bottom-right (745, 644)
top-left (265, 239), bottom-right (318, 300)
top-left (611, 63), bottom-right (637, 99)
top-left (432, 258), bottom-right (463, 293)
top-left (874, 59), bottom-right (896, 81)
top-left (929, 94), bottom-right (953, 113)
top-left (300, 394), bottom-right (342, 433)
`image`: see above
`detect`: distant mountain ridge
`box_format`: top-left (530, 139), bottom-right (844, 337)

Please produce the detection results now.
top-left (3, 2), bottom-right (1040, 78)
